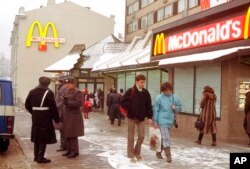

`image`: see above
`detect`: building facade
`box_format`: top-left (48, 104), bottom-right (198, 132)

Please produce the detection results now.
top-left (10, 0), bottom-right (115, 103)
top-left (125, 0), bottom-right (201, 42)
top-left (152, 0), bottom-right (250, 144)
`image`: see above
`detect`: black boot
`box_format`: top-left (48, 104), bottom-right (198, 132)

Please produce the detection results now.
top-left (37, 144), bottom-right (51, 163)
top-left (156, 145), bottom-right (163, 159)
top-left (211, 134), bottom-right (217, 146)
top-left (195, 133), bottom-right (204, 144)
top-left (34, 143), bottom-right (39, 161)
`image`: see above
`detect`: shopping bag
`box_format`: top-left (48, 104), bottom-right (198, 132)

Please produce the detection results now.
top-left (149, 127), bottom-right (161, 151)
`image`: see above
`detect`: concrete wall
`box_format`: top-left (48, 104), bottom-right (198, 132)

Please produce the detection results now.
top-left (12, 1), bottom-right (115, 102)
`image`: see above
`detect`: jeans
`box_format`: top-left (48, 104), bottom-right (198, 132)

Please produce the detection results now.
top-left (159, 127), bottom-right (170, 148)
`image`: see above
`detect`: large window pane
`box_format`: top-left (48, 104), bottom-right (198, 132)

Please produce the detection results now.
top-left (195, 63), bottom-right (221, 117)
top-left (141, 15), bottom-right (147, 28)
top-left (148, 70), bottom-right (161, 104)
top-left (161, 71), bottom-right (168, 83)
top-left (117, 73), bottom-right (125, 92)
top-left (125, 72), bottom-right (135, 90)
top-left (174, 67), bottom-right (194, 113)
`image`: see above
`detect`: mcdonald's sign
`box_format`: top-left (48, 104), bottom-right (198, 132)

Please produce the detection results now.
top-left (152, 6), bottom-right (250, 56)
top-left (26, 21), bottom-right (66, 51)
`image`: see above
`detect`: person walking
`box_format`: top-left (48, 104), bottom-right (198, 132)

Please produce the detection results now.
top-left (120, 74), bottom-right (153, 163)
top-left (195, 85), bottom-right (217, 146)
top-left (55, 75), bottom-right (68, 152)
top-left (109, 89), bottom-right (122, 126)
top-left (153, 82), bottom-right (182, 163)
top-left (62, 77), bottom-right (84, 158)
top-left (244, 89), bottom-right (250, 146)
top-left (25, 76), bottom-right (60, 163)
top-left (83, 88), bottom-right (92, 119)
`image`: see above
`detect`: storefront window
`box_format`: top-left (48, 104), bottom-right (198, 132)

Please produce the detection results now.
top-left (125, 72), bottom-right (136, 90)
top-left (195, 63), bottom-right (221, 118)
top-left (174, 67), bottom-right (194, 113)
top-left (117, 73), bottom-right (126, 92)
top-left (161, 71), bottom-right (168, 83)
top-left (148, 70), bottom-right (161, 104)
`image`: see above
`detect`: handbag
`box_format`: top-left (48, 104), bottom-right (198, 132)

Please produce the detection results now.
top-left (172, 95), bottom-right (178, 128)
top-left (195, 117), bottom-right (205, 129)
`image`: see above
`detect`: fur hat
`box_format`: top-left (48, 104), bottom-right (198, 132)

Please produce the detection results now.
top-left (39, 76), bottom-right (51, 87)
top-left (64, 76), bottom-right (74, 84)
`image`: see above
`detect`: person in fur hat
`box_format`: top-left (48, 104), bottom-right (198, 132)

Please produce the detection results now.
top-left (195, 85), bottom-right (217, 146)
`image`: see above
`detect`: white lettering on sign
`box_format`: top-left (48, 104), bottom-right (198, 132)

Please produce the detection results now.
top-left (167, 16), bottom-right (243, 52)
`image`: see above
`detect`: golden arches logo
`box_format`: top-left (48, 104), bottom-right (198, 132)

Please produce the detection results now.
top-left (153, 33), bottom-right (166, 56)
top-left (26, 21), bottom-right (65, 50)
top-left (244, 6), bottom-right (250, 39)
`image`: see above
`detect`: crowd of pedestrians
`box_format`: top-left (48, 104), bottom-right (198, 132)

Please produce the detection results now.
top-left (24, 74), bottom-right (250, 164)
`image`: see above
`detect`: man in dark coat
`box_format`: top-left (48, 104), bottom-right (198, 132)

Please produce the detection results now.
top-left (120, 74), bottom-right (153, 163)
top-left (25, 76), bottom-right (60, 163)
top-left (109, 89), bottom-right (122, 126)
top-left (62, 77), bottom-right (84, 158)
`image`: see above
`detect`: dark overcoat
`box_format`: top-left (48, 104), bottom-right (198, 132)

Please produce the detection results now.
top-left (199, 92), bottom-right (217, 134)
top-left (25, 87), bottom-right (60, 144)
top-left (120, 85), bottom-right (153, 121)
top-left (108, 92), bottom-right (121, 119)
top-left (62, 89), bottom-right (84, 138)
top-left (244, 91), bottom-right (250, 134)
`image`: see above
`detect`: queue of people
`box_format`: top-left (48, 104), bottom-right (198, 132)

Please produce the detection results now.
top-left (24, 74), bottom-right (250, 164)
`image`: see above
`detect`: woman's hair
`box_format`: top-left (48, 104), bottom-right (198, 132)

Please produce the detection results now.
top-left (203, 85), bottom-right (214, 93)
top-left (161, 82), bottom-right (173, 92)
top-left (135, 74), bottom-right (146, 81)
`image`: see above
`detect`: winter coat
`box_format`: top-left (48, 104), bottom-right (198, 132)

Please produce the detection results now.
top-left (244, 91), bottom-right (250, 134)
top-left (199, 91), bottom-right (217, 134)
top-left (109, 92), bottom-right (121, 119)
top-left (62, 89), bottom-right (84, 138)
top-left (55, 85), bottom-right (67, 119)
top-left (120, 85), bottom-right (153, 121)
top-left (25, 87), bottom-right (60, 144)
top-left (153, 93), bottom-right (182, 128)
top-left (83, 93), bottom-right (92, 113)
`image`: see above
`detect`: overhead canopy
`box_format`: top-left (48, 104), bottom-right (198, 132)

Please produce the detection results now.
top-left (159, 46), bottom-right (250, 67)
top-left (44, 54), bottom-right (80, 72)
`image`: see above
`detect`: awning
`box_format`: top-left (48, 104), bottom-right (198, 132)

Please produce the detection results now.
top-left (159, 46), bottom-right (250, 67)
top-left (44, 54), bottom-right (80, 72)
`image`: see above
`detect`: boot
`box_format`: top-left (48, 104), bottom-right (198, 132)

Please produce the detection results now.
top-left (37, 144), bottom-right (51, 163)
top-left (211, 134), bottom-right (217, 146)
top-left (156, 145), bottom-right (163, 159)
top-left (34, 143), bottom-right (39, 161)
top-left (164, 147), bottom-right (172, 163)
top-left (195, 133), bottom-right (204, 144)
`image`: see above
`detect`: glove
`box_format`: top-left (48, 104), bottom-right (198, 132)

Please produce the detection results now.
top-left (63, 97), bottom-right (68, 105)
